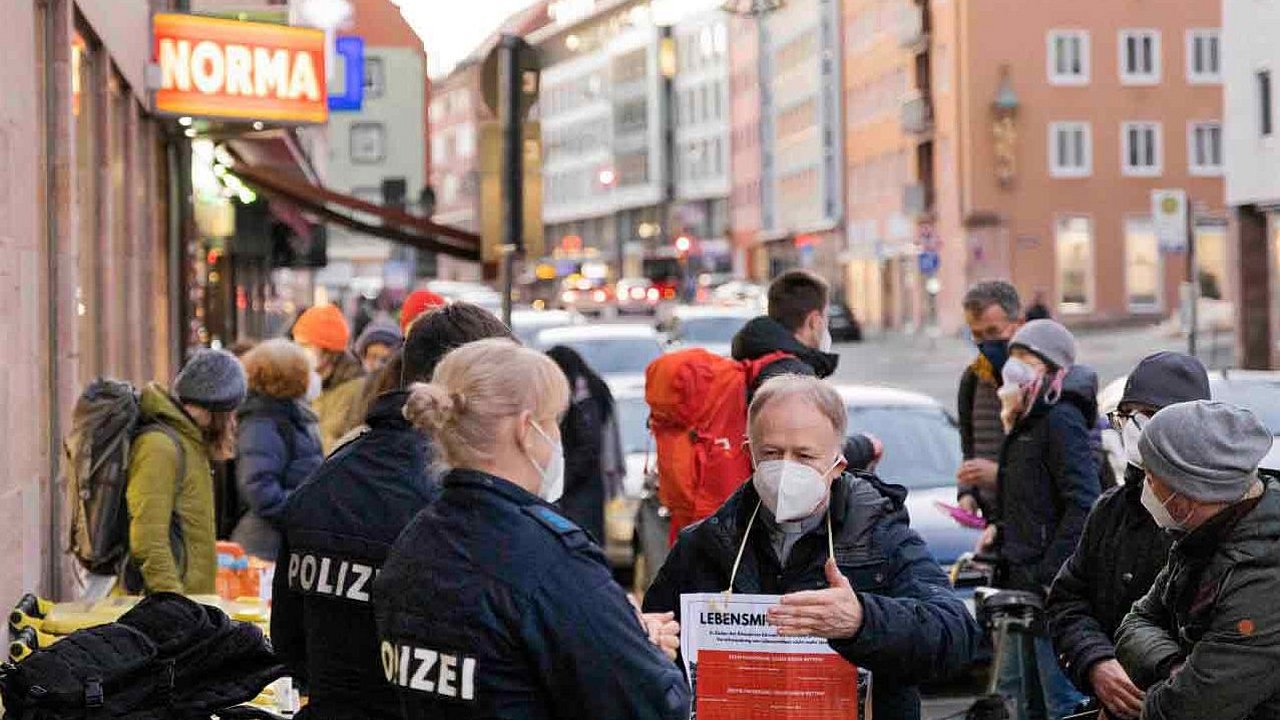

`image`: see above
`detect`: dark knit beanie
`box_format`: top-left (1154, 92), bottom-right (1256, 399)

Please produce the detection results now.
top-left (173, 348), bottom-right (248, 412)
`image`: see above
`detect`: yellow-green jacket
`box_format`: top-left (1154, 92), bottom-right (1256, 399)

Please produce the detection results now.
top-left (124, 383), bottom-right (216, 595)
top-left (312, 354), bottom-right (365, 454)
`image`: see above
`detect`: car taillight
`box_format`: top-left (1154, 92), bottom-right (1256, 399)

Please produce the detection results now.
top-left (662, 287), bottom-right (676, 300)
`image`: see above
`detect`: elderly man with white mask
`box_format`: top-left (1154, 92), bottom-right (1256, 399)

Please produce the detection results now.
top-left (643, 374), bottom-right (980, 720)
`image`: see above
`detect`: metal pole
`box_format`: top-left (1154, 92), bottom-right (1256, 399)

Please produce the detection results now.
top-left (500, 35), bottom-right (523, 327)
top-left (1187, 202), bottom-right (1199, 358)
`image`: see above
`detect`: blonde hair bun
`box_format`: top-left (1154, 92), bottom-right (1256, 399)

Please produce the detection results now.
top-left (403, 382), bottom-right (456, 432)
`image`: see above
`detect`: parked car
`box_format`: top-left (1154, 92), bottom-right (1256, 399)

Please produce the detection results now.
top-left (615, 277), bottom-right (661, 315)
top-left (664, 306), bottom-right (757, 357)
top-left (710, 280), bottom-right (767, 313)
top-left (509, 308), bottom-right (586, 346)
top-left (603, 387), bottom-right (652, 572)
top-left (827, 301), bottom-right (864, 343)
top-left (559, 277), bottom-right (616, 317)
top-left (532, 324), bottom-right (666, 387)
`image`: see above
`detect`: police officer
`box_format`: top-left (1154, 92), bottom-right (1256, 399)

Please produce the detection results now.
top-left (374, 338), bottom-right (690, 719)
top-left (270, 303), bottom-right (515, 720)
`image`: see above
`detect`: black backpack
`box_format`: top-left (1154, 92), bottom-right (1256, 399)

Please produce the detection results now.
top-left (0, 593), bottom-right (285, 719)
top-left (64, 380), bottom-right (186, 576)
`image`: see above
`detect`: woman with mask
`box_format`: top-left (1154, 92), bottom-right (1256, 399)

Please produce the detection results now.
top-left (291, 304), bottom-right (365, 454)
top-left (980, 319), bottom-right (1100, 720)
top-left (643, 374), bottom-right (980, 719)
top-left (373, 339), bottom-right (690, 719)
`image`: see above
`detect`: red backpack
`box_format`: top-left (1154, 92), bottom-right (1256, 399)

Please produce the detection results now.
top-left (645, 348), bottom-right (790, 543)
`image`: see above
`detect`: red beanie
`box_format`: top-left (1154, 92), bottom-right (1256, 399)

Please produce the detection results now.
top-left (293, 304), bottom-right (350, 352)
top-left (401, 290), bottom-right (448, 332)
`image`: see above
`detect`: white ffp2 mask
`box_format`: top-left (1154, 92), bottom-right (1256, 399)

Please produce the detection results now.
top-left (1120, 414), bottom-right (1149, 469)
top-left (752, 457), bottom-right (841, 522)
top-left (527, 421), bottom-right (566, 503)
top-left (1140, 479), bottom-right (1183, 531)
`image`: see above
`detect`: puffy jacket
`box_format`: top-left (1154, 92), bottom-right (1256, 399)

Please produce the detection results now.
top-left (1116, 479), bottom-right (1280, 720)
top-left (731, 315), bottom-right (839, 399)
top-left (1046, 464), bottom-right (1175, 691)
top-left (991, 366), bottom-right (1101, 594)
top-left (271, 390), bottom-right (438, 720)
top-left (231, 393), bottom-right (325, 560)
top-left (313, 353), bottom-right (365, 454)
top-left (125, 384), bottom-right (216, 595)
top-left (643, 472), bottom-right (981, 720)
top-left (375, 468), bottom-right (690, 719)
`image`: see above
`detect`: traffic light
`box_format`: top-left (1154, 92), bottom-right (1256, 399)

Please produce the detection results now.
top-left (675, 234), bottom-right (692, 257)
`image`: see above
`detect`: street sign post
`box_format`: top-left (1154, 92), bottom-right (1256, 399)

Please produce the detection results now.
top-left (1152, 189), bottom-right (1188, 252)
top-left (918, 250), bottom-right (940, 276)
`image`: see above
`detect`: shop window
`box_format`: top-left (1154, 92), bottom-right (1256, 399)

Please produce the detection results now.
top-left (1119, 30), bottom-right (1161, 85)
top-left (74, 30), bottom-right (102, 376)
top-left (1056, 215), bottom-right (1093, 313)
top-left (1124, 216), bottom-right (1161, 311)
top-left (350, 122), bottom-right (386, 164)
top-left (1196, 222), bottom-right (1229, 301)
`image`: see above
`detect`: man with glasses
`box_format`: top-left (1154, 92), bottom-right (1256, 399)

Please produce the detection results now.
top-left (1046, 352), bottom-right (1210, 719)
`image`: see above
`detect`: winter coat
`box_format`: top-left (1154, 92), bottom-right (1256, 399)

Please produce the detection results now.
top-left (1116, 479), bottom-right (1280, 720)
top-left (556, 378), bottom-right (609, 541)
top-left (991, 365), bottom-right (1101, 595)
top-left (231, 393), bottom-right (324, 560)
top-left (731, 315), bottom-right (839, 400)
top-left (643, 472), bottom-right (981, 720)
top-left (124, 384), bottom-right (217, 595)
top-left (313, 353), bottom-right (365, 454)
top-left (271, 390), bottom-right (438, 720)
top-left (957, 360), bottom-right (1005, 514)
top-left (1046, 464), bottom-right (1175, 692)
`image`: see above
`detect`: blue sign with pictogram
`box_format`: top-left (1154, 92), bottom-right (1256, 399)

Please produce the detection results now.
top-left (918, 250), bottom-right (940, 275)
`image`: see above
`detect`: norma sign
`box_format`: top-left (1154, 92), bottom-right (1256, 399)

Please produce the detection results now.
top-left (1151, 189), bottom-right (1189, 252)
top-left (153, 13), bottom-right (327, 124)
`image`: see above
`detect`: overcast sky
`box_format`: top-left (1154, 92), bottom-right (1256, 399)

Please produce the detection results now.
top-left (390, 0), bottom-right (539, 78)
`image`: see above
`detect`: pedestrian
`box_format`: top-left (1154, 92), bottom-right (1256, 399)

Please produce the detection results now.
top-left (1025, 291), bottom-right (1053, 322)
top-left (1116, 401), bottom-right (1280, 720)
top-left (270, 303), bottom-right (515, 720)
top-left (980, 319), bottom-right (1099, 719)
top-left (399, 288), bottom-right (448, 334)
top-left (375, 339), bottom-right (690, 719)
top-left (353, 319), bottom-right (403, 375)
top-left (957, 280), bottom-right (1023, 517)
top-left (1046, 352), bottom-right (1210, 719)
top-left (544, 345), bottom-right (616, 542)
top-left (731, 269), bottom-right (879, 467)
top-left (124, 348), bottom-right (246, 595)
top-left (643, 374), bottom-right (980, 719)
top-left (291, 304), bottom-right (365, 454)
top-left (230, 339), bottom-right (324, 561)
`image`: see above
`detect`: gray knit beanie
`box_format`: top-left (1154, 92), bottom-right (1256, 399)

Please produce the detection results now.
top-left (354, 319), bottom-right (404, 359)
top-left (1139, 400), bottom-right (1273, 503)
top-left (1010, 319), bottom-right (1076, 370)
top-left (173, 348), bottom-right (248, 412)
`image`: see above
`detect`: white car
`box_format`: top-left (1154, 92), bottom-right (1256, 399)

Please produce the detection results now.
top-left (664, 305), bottom-right (757, 357)
top-left (531, 324), bottom-right (666, 386)
top-left (426, 280), bottom-right (503, 315)
top-left (603, 387), bottom-right (654, 572)
top-left (509, 308), bottom-right (586, 346)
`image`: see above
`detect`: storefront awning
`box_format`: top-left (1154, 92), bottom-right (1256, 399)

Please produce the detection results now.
top-left (231, 159), bottom-right (482, 262)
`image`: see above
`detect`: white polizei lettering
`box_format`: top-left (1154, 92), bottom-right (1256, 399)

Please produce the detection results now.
top-left (399, 645), bottom-right (412, 688)
top-left (438, 654), bottom-right (458, 698)
top-left (460, 657), bottom-right (476, 700)
top-left (189, 40), bottom-right (225, 95)
top-left (380, 641), bottom-right (397, 683)
top-left (287, 553), bottom-right (300, 587)
top-left (346, 563), bottom-right (374, 602)
top-left (299, 554), bottom-right (318, 591)
top-left (254, 47), bottom-right (289, 98)
top-left (411, 649), bottom-right (438, 692)
top-left (335, 560), bottom-right (349, 597)
top-left (159, 39), bottom-right (191, 91)
top-left (287, 51), bottom-right (321, 101)
top-left (316, 557), bottom-right (335, 594)
top-left (223, 44), bottom-right (254, 95)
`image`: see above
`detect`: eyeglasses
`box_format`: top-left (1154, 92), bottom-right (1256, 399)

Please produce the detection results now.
top-left (1106, 410), bottom-right (1138, 430)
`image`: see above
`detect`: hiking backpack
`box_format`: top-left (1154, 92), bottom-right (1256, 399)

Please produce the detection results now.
top-left (645, 349), bottom-right (789, 542)
top-left (64, 379), bottom-right (185, 577)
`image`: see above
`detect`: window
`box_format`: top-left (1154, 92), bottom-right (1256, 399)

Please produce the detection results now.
top-left (1049, 122), bottom-right (1092, 177)
top-left (364, 57), bottom-right (385, 99)
top-left (1124, 217), bottom-right (1161, 311)
top-left (1260, 70), bottom-right (1273, 137)
top-left (1196, 222), bottom-right (1229, 300)
top-left (455, 123), bottom-right (476, 158)
top-left (1119, 30), bottom-right (1160, 85)
top-left (1189, 122), bottom-right (1223, 175)
top-left (350, 122), bottom-right (386, 164)
top-left (1047, 30), bottom-right (1089, 85)
top-left (1056, 216), bottom-right (1093, 312)
top-left (1121, 122), bottom-right (1162, 176)
top-left (1186, 29), bottom-right (1221, 83)
top-left (431, 134), bottom-right (446, 165)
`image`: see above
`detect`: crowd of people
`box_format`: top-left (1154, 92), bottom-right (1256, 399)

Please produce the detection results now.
top-left (104, 270), bottom-right (1280, 720)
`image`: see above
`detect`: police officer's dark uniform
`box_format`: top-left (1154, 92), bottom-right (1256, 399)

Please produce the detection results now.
top-left (271, 390), bottom-right (437, 720)
top-left (374, 468), bottom-right (691, 719)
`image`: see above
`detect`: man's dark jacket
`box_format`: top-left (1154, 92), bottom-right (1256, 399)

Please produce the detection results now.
top-left (992, 366), bottom-right (1101, 594)
top-left (1116, 479), bottom-right (1280, 720)
top-left (643, 472), bottom-right (981, 720)
top-left (271, 391), bottom-right (438, 720)
top-left (1046, 464), bottom-right (1175, 691)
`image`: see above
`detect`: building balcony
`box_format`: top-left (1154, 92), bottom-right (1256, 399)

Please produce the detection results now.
top-left (897, 5), bottom-right (928, 51)
top-left (900, 93), bottom-right (934, 136)
top-left (902, 183), bottom-right (934, 217)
